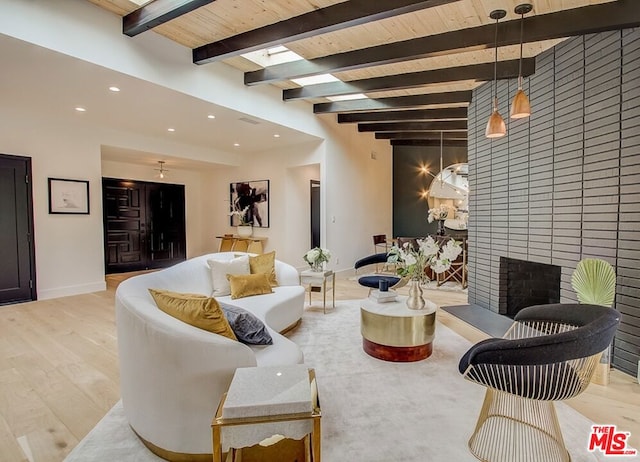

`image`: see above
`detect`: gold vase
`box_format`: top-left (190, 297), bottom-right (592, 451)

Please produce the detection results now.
top-left (406, 279), bottom-right (426, 310)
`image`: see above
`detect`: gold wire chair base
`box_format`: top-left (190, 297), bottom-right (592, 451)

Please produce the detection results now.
top-left (468, 389), bottom-right (571, 462)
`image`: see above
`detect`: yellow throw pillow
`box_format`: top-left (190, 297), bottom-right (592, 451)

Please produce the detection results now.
top-left (249, 251), bottom-right (278, 286)
top-left (148, 289), bottom-right (237, 341)
top-left (227, 273), bottom-right (274, 299)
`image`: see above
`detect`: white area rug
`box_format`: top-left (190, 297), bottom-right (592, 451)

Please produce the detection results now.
top-left (65, 300), bottom-right (604, 461)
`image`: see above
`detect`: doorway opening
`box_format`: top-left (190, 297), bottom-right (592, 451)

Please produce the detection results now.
top-left (310, 180), bottom-right (320, 248)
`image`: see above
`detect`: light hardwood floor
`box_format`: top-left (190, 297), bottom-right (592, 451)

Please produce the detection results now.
top-left (0, 271), bottom-right (638, 461)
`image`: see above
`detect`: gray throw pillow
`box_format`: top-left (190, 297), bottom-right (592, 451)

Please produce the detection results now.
top-left (219, 302), bottom-right (273, 345)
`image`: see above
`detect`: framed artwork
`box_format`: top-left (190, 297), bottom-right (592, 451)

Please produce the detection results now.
top-left (229, 180), bottom-right (269, 228)
top-left (48, 178), bottom-right (90, 214)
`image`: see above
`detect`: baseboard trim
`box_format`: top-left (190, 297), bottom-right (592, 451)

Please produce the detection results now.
top-left (38, 281), bottom-right (107, 300)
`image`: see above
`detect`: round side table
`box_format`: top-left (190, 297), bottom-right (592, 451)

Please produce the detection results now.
top-left (360, 296), bottom-right (436, 362)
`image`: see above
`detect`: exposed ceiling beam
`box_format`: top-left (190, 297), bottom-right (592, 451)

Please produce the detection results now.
top-left (123, 0), bottom-right (215, 37)
top-left (390, 139), bottom-right (467, 147)
top-left (284, 58), bottom-right (533, 101)
top-left (358, 120), bottom-right (467, 132)
top-left (338, 107), bottom-right (467, 123)
top-left (246, 0), bottom-right (640, 85)
top-left (192, 0), bottom-right (461, 64)
top-left (375, 131), bottom-right (467, 140)
top-left (313, 91), bottom-right (472, 114)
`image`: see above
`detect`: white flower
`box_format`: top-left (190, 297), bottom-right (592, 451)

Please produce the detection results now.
top-left (418, 237), bottom-right (439, 258)
top-left (229, 205), bottom-right (250, 225)
top-left (305, 248), bottom-right (320, 262)
top-left (403, 253), bottom-right (417, 266)
top-left (440, 240), bottom-right (462, 261)
top-left (386, 236), bottom-right (462, 282)
top-left (431, 258), bottom-right (450, 274)
top-left (427, 205), bottom-right (450, 223)
top-left (303, 247), bottom-right (331, 266)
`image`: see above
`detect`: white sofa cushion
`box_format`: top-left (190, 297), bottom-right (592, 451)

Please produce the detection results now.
top-left (208, 254), bottom-right (250, 296)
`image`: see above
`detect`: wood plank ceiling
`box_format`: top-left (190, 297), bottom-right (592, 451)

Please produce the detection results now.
top-left (86, 0), bottom-right (638, 147)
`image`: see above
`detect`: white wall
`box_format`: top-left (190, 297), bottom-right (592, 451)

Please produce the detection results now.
top-left (320, 116), bottom-right (394, 272)
top-left (0, 0), bottom-right (393, 298)
top-left (0, 110), bottom-right (105, 299)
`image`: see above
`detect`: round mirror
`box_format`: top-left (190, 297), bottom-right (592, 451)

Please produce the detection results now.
top-left (427, 163), bottom-right (469, 230)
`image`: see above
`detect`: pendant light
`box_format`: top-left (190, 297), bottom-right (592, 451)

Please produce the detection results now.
top-left (486, 9), bottom-right (507, 139)
top-left (155, 160), bottom-right (169, 179)
top-left (510, 3), bottom-right (533, 119)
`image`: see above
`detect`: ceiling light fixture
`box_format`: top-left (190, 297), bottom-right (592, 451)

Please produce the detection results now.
top-left (155, 161), bottom-right (169, 179)
top-left (75, 106), bottom-right (86, 112)
top-left (109, 86), bottom-right (120, 92)
top-left (273, 134), bottom-right (280, 138)
top-left (233, 143), bottom-right (240, 147)
top-left (167, 128), bottom-right (175, 132)
top-left (486, 9), bottom-right (507, 139)
top-left (207, 114), bottom-right (216, 119)
top-left (510, 3), bottom-right (533, 119)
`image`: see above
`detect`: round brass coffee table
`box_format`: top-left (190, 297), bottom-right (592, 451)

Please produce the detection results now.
top-left (360, 296), bottom-right (437, 362)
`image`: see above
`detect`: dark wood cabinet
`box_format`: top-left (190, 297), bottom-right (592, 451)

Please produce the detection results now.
top-left (102, 178), bottom-right (186, 274)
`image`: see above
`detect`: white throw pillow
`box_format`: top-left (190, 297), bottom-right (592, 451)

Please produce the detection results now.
top-left (208, 255), bottom-right (250, 296)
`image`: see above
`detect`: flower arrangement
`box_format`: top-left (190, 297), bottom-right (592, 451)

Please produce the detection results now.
top-left (303, 247), bottom-right (331, 271)
top-left (427, 204), bottom-right (450, 223)
top-left (229, 205), bottom-right (250, 226)
top-left (387, 237), bottom-right (462, 282)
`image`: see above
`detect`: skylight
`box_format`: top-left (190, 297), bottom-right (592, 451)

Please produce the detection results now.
top-left (291, 74), bottom-right (339, 87)
top-left (242, 45), bottom-right (303, 67)
top-left (327, 93), bottom-right (369, 102)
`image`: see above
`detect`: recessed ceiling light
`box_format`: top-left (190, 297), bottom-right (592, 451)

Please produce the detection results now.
top-left (167, 128), bottom-right (175, 132)
top-left (109, 86), bottom-right (120, 92)
top-left (273, 134), bottom-right (280, 138)
top-left (233, 143), bottom-right (240, 147)
top-left (207, 114), bottom-right (216, 119)
top-left (75, 107), bottom-right (86, 112)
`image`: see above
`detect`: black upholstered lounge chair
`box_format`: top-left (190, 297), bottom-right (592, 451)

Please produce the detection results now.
top-left (459, 303), bottom-right (620, 462)
top-left (354, 253), bottom-right (407, 293)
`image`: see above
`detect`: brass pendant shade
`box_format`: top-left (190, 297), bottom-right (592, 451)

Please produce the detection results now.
top-left (486, 105), bottom-right (506, 138)
top-left (510, 86), bottom-right (531, 119)
top-left (486, 9), bottom-right (507, 139)
top-left (510, 4), bottom-right (533, 119)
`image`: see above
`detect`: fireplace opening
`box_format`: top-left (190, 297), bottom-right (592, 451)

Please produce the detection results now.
top-left (499, 257), bottom-right (561, 318)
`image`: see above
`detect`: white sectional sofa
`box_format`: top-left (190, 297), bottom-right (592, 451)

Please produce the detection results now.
top-left (115, 252), bottom-right (305, 458)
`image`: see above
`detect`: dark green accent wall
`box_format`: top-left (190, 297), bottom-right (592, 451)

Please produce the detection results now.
top-left (392, 145), bottom-right (467, 238)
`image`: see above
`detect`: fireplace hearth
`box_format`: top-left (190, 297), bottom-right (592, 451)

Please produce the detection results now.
top-left (499, 257), bottom-right (561, 318)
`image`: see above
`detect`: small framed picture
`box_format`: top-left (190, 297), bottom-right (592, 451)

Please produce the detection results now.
top-left (48, 178), bottom-right (90, 214)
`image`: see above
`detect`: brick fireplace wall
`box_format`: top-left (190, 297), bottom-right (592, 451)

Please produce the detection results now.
top-left (467, 29), bottom-right (640, 376)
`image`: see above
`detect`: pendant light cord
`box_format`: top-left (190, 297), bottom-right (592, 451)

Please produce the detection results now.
top-left (440, 131), bottom-right (444, 188)
top-left (493, 15), bottom-right (499, 111)
top-left (518, 11), bottom-right (524, 89)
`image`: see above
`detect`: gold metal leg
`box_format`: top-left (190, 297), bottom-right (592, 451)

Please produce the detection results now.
top-left (468, 389), bottom-right (570, 462)
top-left (312, 415), bottom-right (321, 461)
top-left (332, 273), bottom-right (335, 308)
top-left (322, 280), bottom-right (326, 314)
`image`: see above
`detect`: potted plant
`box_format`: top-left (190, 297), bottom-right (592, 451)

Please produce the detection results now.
top-left (303, 247), bottom-right (331, 272)
top-left (387, 237), bottom-right (462, 309)
top-left (229, 206), bottom-right (252, 237)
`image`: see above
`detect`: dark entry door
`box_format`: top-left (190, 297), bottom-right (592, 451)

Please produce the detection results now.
top-left (103, 178), bottom-right (185, 274)
top-left (146, 183), bottom-right (186, 269)
top-left (0, 154), bottom-right (36, 304)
